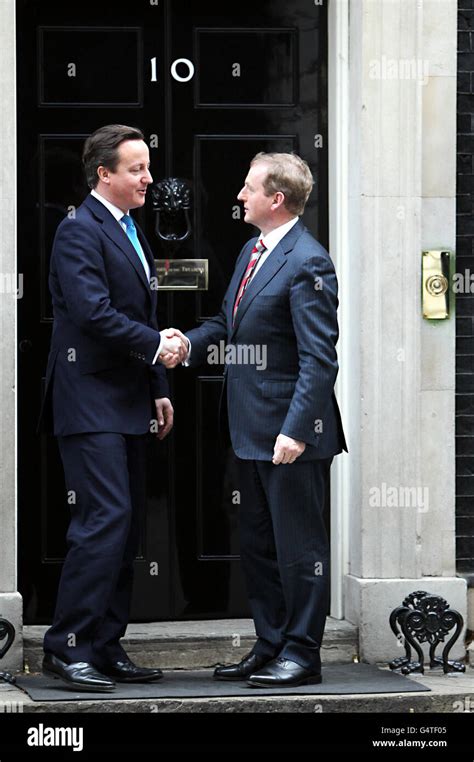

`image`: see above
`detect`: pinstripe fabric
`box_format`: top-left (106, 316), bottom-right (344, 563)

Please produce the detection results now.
top-left (185, 220), bottom-right (347, 669)
top-left (186, 220), bottom-right (347, 461)
top-left (237, 456), bottom-right (332, 669)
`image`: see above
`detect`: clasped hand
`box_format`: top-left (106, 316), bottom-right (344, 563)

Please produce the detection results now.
top-left (272, 434), bottom-right (306, 465)
top-left (159, 328), bottom-right (189, 368)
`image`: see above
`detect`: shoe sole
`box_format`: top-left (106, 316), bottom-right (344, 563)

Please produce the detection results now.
top-left (213, 674), bottom-right (248, 681)
top-left (247, 674), bottom-right (322, 688)
top-left (111, 675), bottom-right (164, 683)
top-left (42, 666), bottom-right (116, 693)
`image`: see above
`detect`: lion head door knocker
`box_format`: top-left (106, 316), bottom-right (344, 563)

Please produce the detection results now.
top-left (151, 177), bottom-right (192, 244)
top-left (151, 177), bottom-right (208, 291)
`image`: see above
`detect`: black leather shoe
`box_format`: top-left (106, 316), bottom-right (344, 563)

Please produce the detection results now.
top-left (247, 657), bottom-right (322, 688)
top-left (214, 652), bottom-right (272, 681)
top-left (102, 659), bottom-right (163, 683)
top-left (42, 653), bottom-right (116, 692)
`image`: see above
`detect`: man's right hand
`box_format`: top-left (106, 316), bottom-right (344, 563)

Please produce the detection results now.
top-left (159, 328), bottom-right (189, 368)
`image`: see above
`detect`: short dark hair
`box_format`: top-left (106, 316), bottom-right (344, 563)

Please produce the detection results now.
top-left (82, 124), bottom-right (145, 189)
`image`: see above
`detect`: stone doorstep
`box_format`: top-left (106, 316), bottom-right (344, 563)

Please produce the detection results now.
top-left (0, 668), bottom-right (473, 714)
top-left (23, 618), bottom-right (359, 673)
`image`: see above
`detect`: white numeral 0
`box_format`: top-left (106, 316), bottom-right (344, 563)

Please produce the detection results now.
top-left (170, 58), bottom-right (194, 82)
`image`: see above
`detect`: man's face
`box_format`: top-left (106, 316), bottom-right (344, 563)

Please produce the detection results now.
top-left (100, 139), bottom-right (153, 212)
top-left (237, 163), bottom-right (275, 230)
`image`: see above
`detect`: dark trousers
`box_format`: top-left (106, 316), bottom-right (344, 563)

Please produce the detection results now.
top-left (44, 432), bottom-right (146, 668)
top-left (237, 456), bottom-right (332, 671)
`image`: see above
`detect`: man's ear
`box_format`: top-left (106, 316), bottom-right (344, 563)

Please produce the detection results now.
top-left (97, 165), bottom-right (110, 184)
top-left (272, 191), bottom-right (286, 210)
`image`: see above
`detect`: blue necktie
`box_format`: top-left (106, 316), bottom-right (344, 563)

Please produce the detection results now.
top-left (121, 214), bottom-right (149, 279)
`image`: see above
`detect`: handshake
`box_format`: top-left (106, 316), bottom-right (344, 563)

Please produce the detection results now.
top-left (158, 328), bottom-right (189, 369)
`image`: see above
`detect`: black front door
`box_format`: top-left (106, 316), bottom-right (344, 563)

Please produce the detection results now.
top-left (17, 0), bottom-right (329, 623)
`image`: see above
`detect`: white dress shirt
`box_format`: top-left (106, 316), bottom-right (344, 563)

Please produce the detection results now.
top-left (251, 216), bottom-right (299, 280)
top-left (90, 189), bottom-right (151, 282)
top-left (90, 189), bottom-right (162, 365)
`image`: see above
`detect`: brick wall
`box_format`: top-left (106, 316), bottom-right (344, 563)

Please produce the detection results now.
top-left (456, 0), bottom-right (474, 575)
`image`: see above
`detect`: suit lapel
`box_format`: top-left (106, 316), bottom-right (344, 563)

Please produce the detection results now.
top-left (135, 222), bottom-right (159, 316)
top-left (230, 220), bottom-right (306, 335)
top-left (83, 195), bottom-right (152, 299)
top-left (230, 246), bottom-right (287, 335)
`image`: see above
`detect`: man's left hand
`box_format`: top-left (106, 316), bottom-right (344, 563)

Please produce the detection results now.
top-left (154, 397), bottom-right (174, 440)
top-left (272, 434), bottom-right (306, 465)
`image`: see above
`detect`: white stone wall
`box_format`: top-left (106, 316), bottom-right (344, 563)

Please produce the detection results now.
top-left (339, 0), bottom-right (466, 661)
top-left (0, 0), bottom-right (22, 671)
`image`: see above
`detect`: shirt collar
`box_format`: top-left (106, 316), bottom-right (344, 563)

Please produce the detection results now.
top-left (90, 189), bottom-right (129, 223)
top-left (260, 217), bottom-right (299, 253)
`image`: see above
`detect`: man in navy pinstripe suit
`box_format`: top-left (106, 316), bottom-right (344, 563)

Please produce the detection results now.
top-left (163, 153), bottom-right (347, 687)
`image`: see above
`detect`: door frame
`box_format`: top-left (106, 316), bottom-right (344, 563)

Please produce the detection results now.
top-left (328, 0), bottom-right (351, 620)
top-left (7, 0), bottom-right (353, 625)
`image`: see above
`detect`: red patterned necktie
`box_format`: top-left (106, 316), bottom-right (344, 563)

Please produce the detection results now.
top-left (233, 238), bottom-right (267, 323)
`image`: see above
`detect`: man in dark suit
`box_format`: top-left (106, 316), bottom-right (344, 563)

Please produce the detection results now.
top-left (39, 125), bottom-right (186, 692)
top-left (164, 153), bottom-right (347, 687)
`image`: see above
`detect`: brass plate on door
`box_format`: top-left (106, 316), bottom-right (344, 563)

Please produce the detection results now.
top-left (154, 259), bottom-right (209, 291)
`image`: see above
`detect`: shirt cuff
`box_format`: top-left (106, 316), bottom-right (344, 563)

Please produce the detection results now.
top-left (152, 337), bottom-right (163, 365)
top-left (183, 338), bottom-right (191, 366)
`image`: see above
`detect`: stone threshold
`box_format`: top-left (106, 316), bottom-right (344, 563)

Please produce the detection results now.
top-left (23, 617), bottom-right (359, 672)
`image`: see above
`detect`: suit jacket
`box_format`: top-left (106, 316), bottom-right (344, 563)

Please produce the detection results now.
top-left (39, 193), bottom-right (169, 436)
top-left (186, 220), bottom-right (347, 461)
